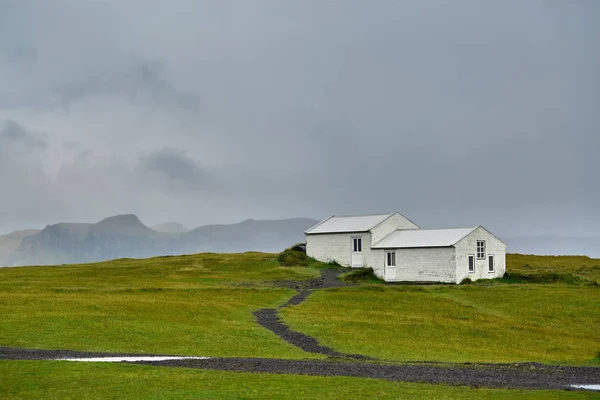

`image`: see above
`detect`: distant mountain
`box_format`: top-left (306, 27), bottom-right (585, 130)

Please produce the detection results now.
top-left (2, 215), bottom-right (318, 267)
top-left (0, 229), bottom-right (41, 266)
top-left (151, 222), bottom-right (189, 233)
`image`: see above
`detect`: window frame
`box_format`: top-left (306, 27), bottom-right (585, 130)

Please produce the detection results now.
top-left (488, 254), bottom-right (495, 273)
top-left (468, 254), bottom-right (475, 273)
top-left (476, 240), bottom-right (486, 260)
top-left (386, 251), bottom-right (396, 267)
top-left (352, 237), bottom-right (362, 253)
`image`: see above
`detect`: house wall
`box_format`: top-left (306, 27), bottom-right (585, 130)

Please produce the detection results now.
top-left (366, 248), bottom-right (386, 278)
top-left (370, 213), bottom-right (419, 245)
top-left (375, 247), bottom-right (456, 283)
top-left (454, 226), bottom-right (506, 283)
top-left (306, 232), bottom-right (373, 268)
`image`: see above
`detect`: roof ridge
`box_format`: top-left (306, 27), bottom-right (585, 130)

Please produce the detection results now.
top-left (402, 227), bottom-right (477, 232)
top-left (330, 212), bottom-right (394, 218)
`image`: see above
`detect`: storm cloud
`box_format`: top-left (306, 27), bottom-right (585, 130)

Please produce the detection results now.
top-left (0, 1), bottom-right (598, 251)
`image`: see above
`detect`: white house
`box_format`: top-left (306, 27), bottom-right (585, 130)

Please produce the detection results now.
top-left (305, 212), bottom-right (506, 284)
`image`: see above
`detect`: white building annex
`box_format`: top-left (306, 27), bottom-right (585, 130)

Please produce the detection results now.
top-left (305, 213), bottom-right (506, 283)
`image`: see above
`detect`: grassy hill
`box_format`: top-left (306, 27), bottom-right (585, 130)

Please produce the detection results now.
top-left (0, 252), bottom-right (598, 399)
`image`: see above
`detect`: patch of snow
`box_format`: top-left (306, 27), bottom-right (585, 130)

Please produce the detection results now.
top-left (57, 356), bottom-right (210, 362)
top-left (570, 384), bottom-right (600, 391)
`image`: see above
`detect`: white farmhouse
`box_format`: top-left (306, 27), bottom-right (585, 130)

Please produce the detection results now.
top-left (305, 213), bottom-right (506, 283)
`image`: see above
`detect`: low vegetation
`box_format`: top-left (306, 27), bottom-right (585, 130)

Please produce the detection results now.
top-left (340, 267), bottom-right (385, 284)
top-left (1, 361), bottom-right (596, 400)
top-left (501, 254), bottom-right (600, 285)
top-left (276, 243), bottom-right (309, 266)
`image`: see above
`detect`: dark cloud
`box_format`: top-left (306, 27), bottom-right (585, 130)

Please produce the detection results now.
top-left (0, 120), bottom-right (46, 149)
top-left (0, 1), bottom-right (598, 254)
top-left (51, 62), bottom-right (200, 112)
top-left (138, 148), bottom-right (212, 192)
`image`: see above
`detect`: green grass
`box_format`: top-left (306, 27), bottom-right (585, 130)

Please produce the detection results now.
top-left (0, 252), bottom-right (599, 398)
top-left (340, 267), bottom-right (386, 284)
top-left (0, 287), bottom-right (313, 358)
top-left (0, 252), bottom-right (320, 291)
top-left (282, 284), bottom-right (600, 364)
top-left (1, 361), bottom-right (597, 400)
top-left (502, 254), bottom-right (600, 285)
top-left (0, 252), bottom-right (323, 358)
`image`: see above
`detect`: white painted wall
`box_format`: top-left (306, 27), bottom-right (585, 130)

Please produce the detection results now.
top-left (454, 226), bottom-right (506, 283)
top-left (375, 247), bottom-right (457, 283)
top-left (370, 213), bottom-right (419, 244)
top-left (306, 232), bottom-right (373, 268)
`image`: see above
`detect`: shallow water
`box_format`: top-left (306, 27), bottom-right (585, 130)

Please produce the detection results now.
top-left (569, 384), bottom-right (600, 391)
top-left (57, 356), bottom-right (210, 362)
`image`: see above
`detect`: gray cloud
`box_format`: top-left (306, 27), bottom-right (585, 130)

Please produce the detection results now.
top-left (51, 62), bottom-right (200, 112)
top-left (138, 148), bottom-right (212, 192)
top-left (0, 120), bottom-right (46, 149)
top-left (0, 1), bottom-right (598, 253)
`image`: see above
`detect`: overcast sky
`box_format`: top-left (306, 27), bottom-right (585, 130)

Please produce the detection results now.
top-left (0, 0), bottom-right (598, 238)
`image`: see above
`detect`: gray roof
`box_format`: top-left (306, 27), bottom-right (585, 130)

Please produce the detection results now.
top-left (305, 213), bottom-right (394, 234)
top-left (372, 227), bottom-right (478, 249)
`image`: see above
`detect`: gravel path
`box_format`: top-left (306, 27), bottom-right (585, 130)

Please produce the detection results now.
top-left (141, 358), bottom-right (600, 391)
top-left (2, 347), bottom-right (599, 391)
top-left (254, 268), bottom-right (370, 359)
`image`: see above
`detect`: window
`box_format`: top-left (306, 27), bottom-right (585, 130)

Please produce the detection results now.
top-left (476, 240), bottom-right (486, 260)
top-left (468, 255), bottom-right (475, 273)
top-left (386, 251), bottom-right (396, 267)
top-left (353, 237), bottom-right (362, 253)
top-left (488, 255), bottom-right (495, 273)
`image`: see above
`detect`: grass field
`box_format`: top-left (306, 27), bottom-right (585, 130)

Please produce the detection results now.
top-left (283, 254), bottom-right (600, 365)
top-left (504, 254), bottom-right (600, 284)
top-left (0, 252), bottom-right (599, 398)
top-left (0, 252), bottom-right (322, 358)
top-left (1, 361), bottom-right (598, 400)
top-left (282, 284), bottom-right (600, 364)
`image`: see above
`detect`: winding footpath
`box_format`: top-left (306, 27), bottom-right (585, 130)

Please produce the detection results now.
top-left (253, 268), bottom-right (371, 360)
top-left (1, 269), bottom-right (599, 392)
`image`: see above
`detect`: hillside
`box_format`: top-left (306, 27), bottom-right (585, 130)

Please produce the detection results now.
top-left (151, 222), bottom-right (189, 233)
top-left (2, 215), bottom-right (318, 267)
top-left (0, 230), bottom-right (41, 266)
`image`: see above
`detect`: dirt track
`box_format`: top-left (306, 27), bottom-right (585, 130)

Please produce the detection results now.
top-left (254, 268), bottom-right (370, 359)
top-left (1, 347), bottom-right (599, 391)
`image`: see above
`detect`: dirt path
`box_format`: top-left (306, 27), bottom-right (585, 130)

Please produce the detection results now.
top-left (254, 268), bottom-right (371, 359)
top-left (1, 347), bottom-right (599, 391)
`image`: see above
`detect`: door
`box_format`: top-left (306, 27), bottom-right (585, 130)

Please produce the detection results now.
top-left (384, 250), bottom-right (397, 281)
top-left (351, 237), bottom-right (363, 268)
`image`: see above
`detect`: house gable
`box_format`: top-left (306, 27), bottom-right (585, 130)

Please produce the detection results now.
top-left (305, 213), bottom-right (394, 235)
top-left (370, 212), bottom-right (419, 244)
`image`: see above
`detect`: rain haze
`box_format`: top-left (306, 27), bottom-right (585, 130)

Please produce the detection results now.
top-left (1, 1), bottom-right (599, 256)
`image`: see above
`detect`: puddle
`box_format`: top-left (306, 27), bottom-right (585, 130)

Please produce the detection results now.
top-left (57, 356), bottom-right (210, 362)
top-left (569, 384), bottom-right (600, 391)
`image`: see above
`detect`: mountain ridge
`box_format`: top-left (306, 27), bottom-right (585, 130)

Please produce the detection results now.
top-left (1, 215), bottom-right (318, 267)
